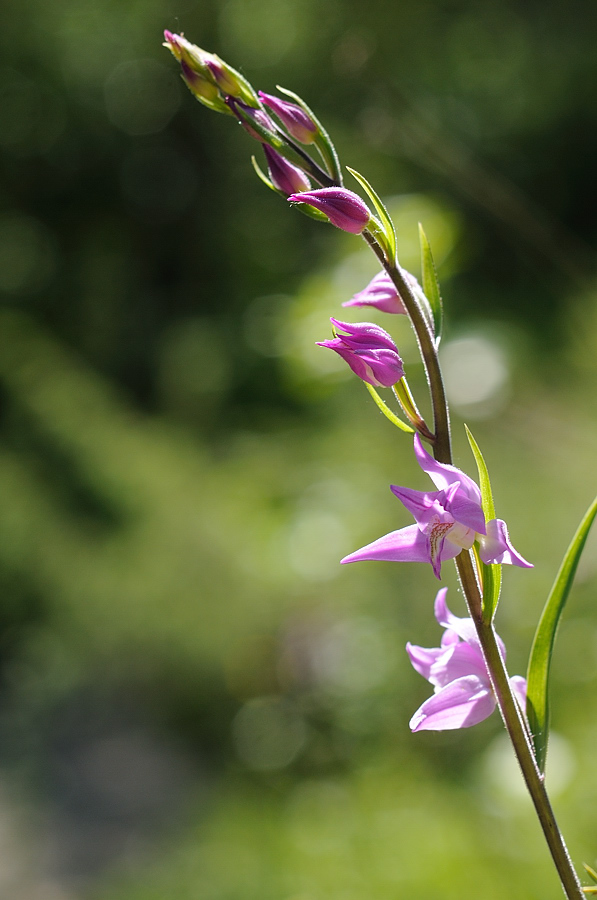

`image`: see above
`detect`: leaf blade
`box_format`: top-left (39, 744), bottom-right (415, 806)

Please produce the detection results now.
top-left (465, 425), bottom-right (502, 620)
top-left (526, 494), bottom-right (597, 771)
top-left (418, 224), bottom-right (443, 344)
top-left (364, 383), bottom-right (414, 433)
top-left (346, 167), bottom-right (397, 264)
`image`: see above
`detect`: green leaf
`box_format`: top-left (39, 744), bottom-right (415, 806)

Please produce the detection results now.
top-left (465, 425), bottom-right (502, 621)
top-left (346, 167), bottom-right (397, 264)
top-left (526, 494), bottom-right (597, 772)
top-left (584, 864), bottom-right (597, 885)
top-left (418, 224), bottom-right (443, 344)
top-left (275, 85), bottom-right (342, 183)
top-left (364, 383), bottom-right (414, 433)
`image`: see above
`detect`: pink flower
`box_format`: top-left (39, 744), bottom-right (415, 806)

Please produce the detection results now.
top-left (288, 188), bottom-right (371, 234)
top-left (406, 588), bottom-right (527, 731)
top-left (317, 318), bottom-right (404, 388)
top-left (342, 270), bottom-right (408, 315)
top-left (342, 435), bottom-right (532, 578)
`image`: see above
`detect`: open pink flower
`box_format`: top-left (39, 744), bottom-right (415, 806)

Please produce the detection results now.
top-left (407, 588), bottom-right (527, 731)
top-left (342, 435), bottom-right (532, 578)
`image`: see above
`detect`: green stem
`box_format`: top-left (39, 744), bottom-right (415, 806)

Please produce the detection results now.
top-left (361, 229), bottom-right (582, 899)
top-left (362, 231), bottom-right (451, 462)
top-left (456, 554), bottom-right (583, 900)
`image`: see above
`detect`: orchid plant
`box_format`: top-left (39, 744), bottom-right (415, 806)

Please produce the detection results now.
top-left (163, 29), bottom-right (597, 898)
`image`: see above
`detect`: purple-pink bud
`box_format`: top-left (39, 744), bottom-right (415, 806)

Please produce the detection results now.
top-left (259, 92), bottom-right (318, 144)
top-left (263, 146), bottom-right (310, 195)
top-left (226, 97), bottom-right (277, 142)
top-left (342, 271), bottom-right (408, 315)
top-left (288, 188), bottom-right (371, 234)
top-left (317, 318), bottom-right (404, 387)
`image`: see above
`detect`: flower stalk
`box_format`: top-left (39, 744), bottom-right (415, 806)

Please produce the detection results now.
top-left (363, 216), bottom-right (583, 899)
top-left (456, 553), bottom-right (583, 900)
top-left (163, 33), bottom-right (585, 896)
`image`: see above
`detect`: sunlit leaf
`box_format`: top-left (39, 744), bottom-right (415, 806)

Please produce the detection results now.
top-left (465, 425), bottom-right (501, 620)
top-left (346, 167), bottom-right (397, 264)
top-left (365, 382), bottom-right (414, 433)
top-left (526, 494), bottom-right (597, 772)
top-left (418, 224), bottom-right (443, 344)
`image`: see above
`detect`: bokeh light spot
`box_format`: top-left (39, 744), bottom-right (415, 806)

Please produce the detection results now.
top-left (220, 0), bottom-right (301, 67)
top-left (441, 334), bottom-right (509, 418)
top-left (232, 696), bottom-right (307, 771)
top-left (0, 214), bottom-right (57, 296)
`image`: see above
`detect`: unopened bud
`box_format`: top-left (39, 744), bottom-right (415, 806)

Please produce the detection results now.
top-left (163, 31), bottom-right (259, 112)
top-left (263, 146), bottom-right (310, 195)
top-left (288, 188), bottom-right (371, 234)
top-left (226, 97), bottom-right (277, 142)
top-left (259, 92), bottom-right (318, 144)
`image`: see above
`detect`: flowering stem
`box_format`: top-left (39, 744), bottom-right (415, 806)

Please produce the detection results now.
top-left (360, 228), bottom-right (582, 899)
top-left (352, 165), bottom-right (579, 897)
top-left (362, 232), bottom-right (452, 462)
top-left (456, 553), bottom-right (583, 899)
top-left (276, 131), bottom-right (338, 188)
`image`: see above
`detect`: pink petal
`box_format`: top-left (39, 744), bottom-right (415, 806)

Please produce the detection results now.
top-left (406, 642), bottom-right (445, 680)
top-left (429, 641), bottom-right (488, 689)
top-left (445, 487), bottom-right (486, 535)
top-left (409, 674), bottom-right (496, 731)
top-left (510, 675), bottom-right (527, 711)
top-left (390, 484), bottom-right (452, 529)
top-left (413, 435), bottom-right (482, 506)
top-left (434, 589), bottom-right (480, 649)
top-left (341, 524), bottom-right (430, 565)
top-left (478, 519), bottom-right (533, 568)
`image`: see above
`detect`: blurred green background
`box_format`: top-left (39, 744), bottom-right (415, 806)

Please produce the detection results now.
top-left (1, 0), bottom-right (597, 897)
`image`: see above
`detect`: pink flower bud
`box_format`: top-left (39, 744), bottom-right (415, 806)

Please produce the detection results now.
top-left (263, 146), bottom-right (310, 195)
top-left (288, 188), bottom-right (371, 234)
top-left (258, 92), bottom-right (318, 144)
top-left (317, 318), bottom-right (404, 387)
top-left (342, 271), bottom-right (408, 315)
top-left (226, 97), bottom-right (277, 142)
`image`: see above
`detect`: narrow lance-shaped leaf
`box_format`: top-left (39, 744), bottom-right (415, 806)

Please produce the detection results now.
top-left (364, 383), bottom-right (414, 433)
top-left (465, 425), bottom-right (502, 621)
top-left (418, 224), bottom-right (443, 344)
top-left (346, 167), bottom-right (397, 265)
top-left (526, 494), bottom-right (597, 772)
